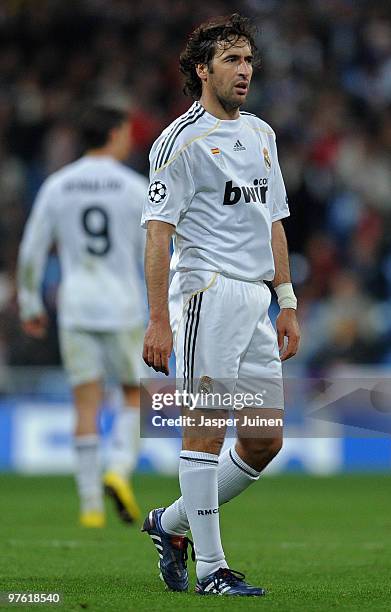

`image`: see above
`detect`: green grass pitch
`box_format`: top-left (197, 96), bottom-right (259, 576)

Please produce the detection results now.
top-left (0, 473), bottom-right (390, 611)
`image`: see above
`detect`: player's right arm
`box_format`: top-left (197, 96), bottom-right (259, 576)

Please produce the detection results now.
top-left (141, 138), bottom-right (194, 375)
top-left (17, 180), bottom-right (55, 338)
top-left (143, 220), bottom-right (175, 375)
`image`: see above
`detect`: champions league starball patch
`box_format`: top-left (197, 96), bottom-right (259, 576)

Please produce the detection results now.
top-left (148, 180), bottom-right (168, 204)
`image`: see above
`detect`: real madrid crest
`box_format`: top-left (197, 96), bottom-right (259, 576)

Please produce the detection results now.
top-left (263, 147), bottom-right (272, 170)
top-left (198, 375), bottom-right (213, 395)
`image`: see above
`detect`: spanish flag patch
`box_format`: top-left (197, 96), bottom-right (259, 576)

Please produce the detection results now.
top-left (211, 147), bottom-right (220, 155)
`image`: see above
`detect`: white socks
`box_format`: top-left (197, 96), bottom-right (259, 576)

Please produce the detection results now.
top-left (161, 446), bottom-right (261, 571)
top-left (74, 434), bottom-right (103, 513)
top-left (179, 451), bottom-right (228, 579)
top-left (74, 408), bottom-right (139, 513)
top-left (106, 407), bottom-right (139, 478)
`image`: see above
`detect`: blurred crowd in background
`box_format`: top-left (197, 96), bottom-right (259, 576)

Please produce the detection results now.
top-left (1, 0), bottom-right (391, 375)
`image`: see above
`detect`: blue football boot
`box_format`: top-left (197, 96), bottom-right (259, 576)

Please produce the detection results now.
top-left (142, 508), bottom-right (195, 592)
top-left (195, 567), bottom-right (266, 596)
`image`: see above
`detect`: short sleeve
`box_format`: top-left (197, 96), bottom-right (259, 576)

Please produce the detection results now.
top-left (141, 150), bottom-right (194, 228)
top-left (270, 134), bottom-right (290, 222)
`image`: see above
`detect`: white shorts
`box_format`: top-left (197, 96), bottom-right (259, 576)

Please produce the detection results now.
top-left (59, 327), bottom-right (145, 388)
top-left (169, 270), bottom-right (283, 408)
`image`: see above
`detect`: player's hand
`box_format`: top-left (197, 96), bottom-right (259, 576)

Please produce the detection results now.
top-left (276, 309), bottom-right (300, 362)
top-left (22, 314), bottom-right (48, 338)
top-left (143, 318), bottom-right (173, 376)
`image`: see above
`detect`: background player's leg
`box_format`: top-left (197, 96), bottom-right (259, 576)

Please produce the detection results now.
top-left (59, 328), bottom-right (105, 527)
top-left (103, 329), bottom-right (142, 522)
top-left (73, 380), bottom-right (104, 526)
top-left (106, 384), bottom-right (139, 479)
top-left (103, 384), bottom-right (141, 522)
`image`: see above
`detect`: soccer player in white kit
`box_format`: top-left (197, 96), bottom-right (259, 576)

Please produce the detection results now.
top-left (18, 106), bottom-right (147, 528)
top-left (141, 15), bottom-right (300, 596)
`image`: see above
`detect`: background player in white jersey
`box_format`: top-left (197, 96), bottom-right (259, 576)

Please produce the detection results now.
top-left (18, 105), bottom-right (148, 528)
top-left (141, 14), bottom-right (300, 596)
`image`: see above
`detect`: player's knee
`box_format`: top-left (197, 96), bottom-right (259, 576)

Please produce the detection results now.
top-left (238, 435), bottom-right (283, 471)
top-left (256, 435), bottom-right (283, 463)
top-left (265, 435), bottom-right (283, 460)
top-left (243, 435), bottom-right (282, 456)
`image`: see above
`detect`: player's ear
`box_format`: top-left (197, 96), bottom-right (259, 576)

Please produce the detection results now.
top-left (196, 63), bottom-right (208, 83)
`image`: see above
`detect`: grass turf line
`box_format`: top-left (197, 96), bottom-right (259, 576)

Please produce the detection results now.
top-left (0, 474), bottom-right (390, 611)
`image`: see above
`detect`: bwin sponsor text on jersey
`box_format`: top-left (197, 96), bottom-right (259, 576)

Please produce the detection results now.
top-left (223, 179), bottom-right (268, 206)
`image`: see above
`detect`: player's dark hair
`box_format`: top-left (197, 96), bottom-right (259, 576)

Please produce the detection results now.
top-left (179, 13), bottom-right (258, 100)
top-left (79, 105), bottom-right (128, 149)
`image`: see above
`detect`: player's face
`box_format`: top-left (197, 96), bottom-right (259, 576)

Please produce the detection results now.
top-left (207, 38), bottom-right (253, 111)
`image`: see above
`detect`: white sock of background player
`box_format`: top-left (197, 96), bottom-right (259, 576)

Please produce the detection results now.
top-left (179, 450), bottom-right (228, 580)
top-left (74, 434), bottom-right (104, 513)
top-left (106, 407), bottom-right (140, 479)
top-left (162, 445), bottom-right (260, 535)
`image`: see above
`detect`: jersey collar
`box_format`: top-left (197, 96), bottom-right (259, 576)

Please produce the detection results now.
top-left (195, 101), bottom-right (243, 126)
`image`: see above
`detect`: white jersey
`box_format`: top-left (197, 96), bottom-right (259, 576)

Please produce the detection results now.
top-left (18, 156), bottom-right (147, 330)
top-left (142, 101), bottom-right (289, 282)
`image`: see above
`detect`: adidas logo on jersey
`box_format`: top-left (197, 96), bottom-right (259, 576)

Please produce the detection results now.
top-left (223, 179), bottom-right (268, 206)
top-left (233, 139), bottom-right (246, 151)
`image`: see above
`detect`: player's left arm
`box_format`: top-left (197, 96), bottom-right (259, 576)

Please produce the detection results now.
top-left (17, 181), bottom-right (55, 338)
top-left (271, 220), bottom-right (300, 361)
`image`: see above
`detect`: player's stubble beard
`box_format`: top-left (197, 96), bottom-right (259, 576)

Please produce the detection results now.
top-left (210, 76), bottom-right (249, 114)
top-left (216, 91), bottom-right (244, 113)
